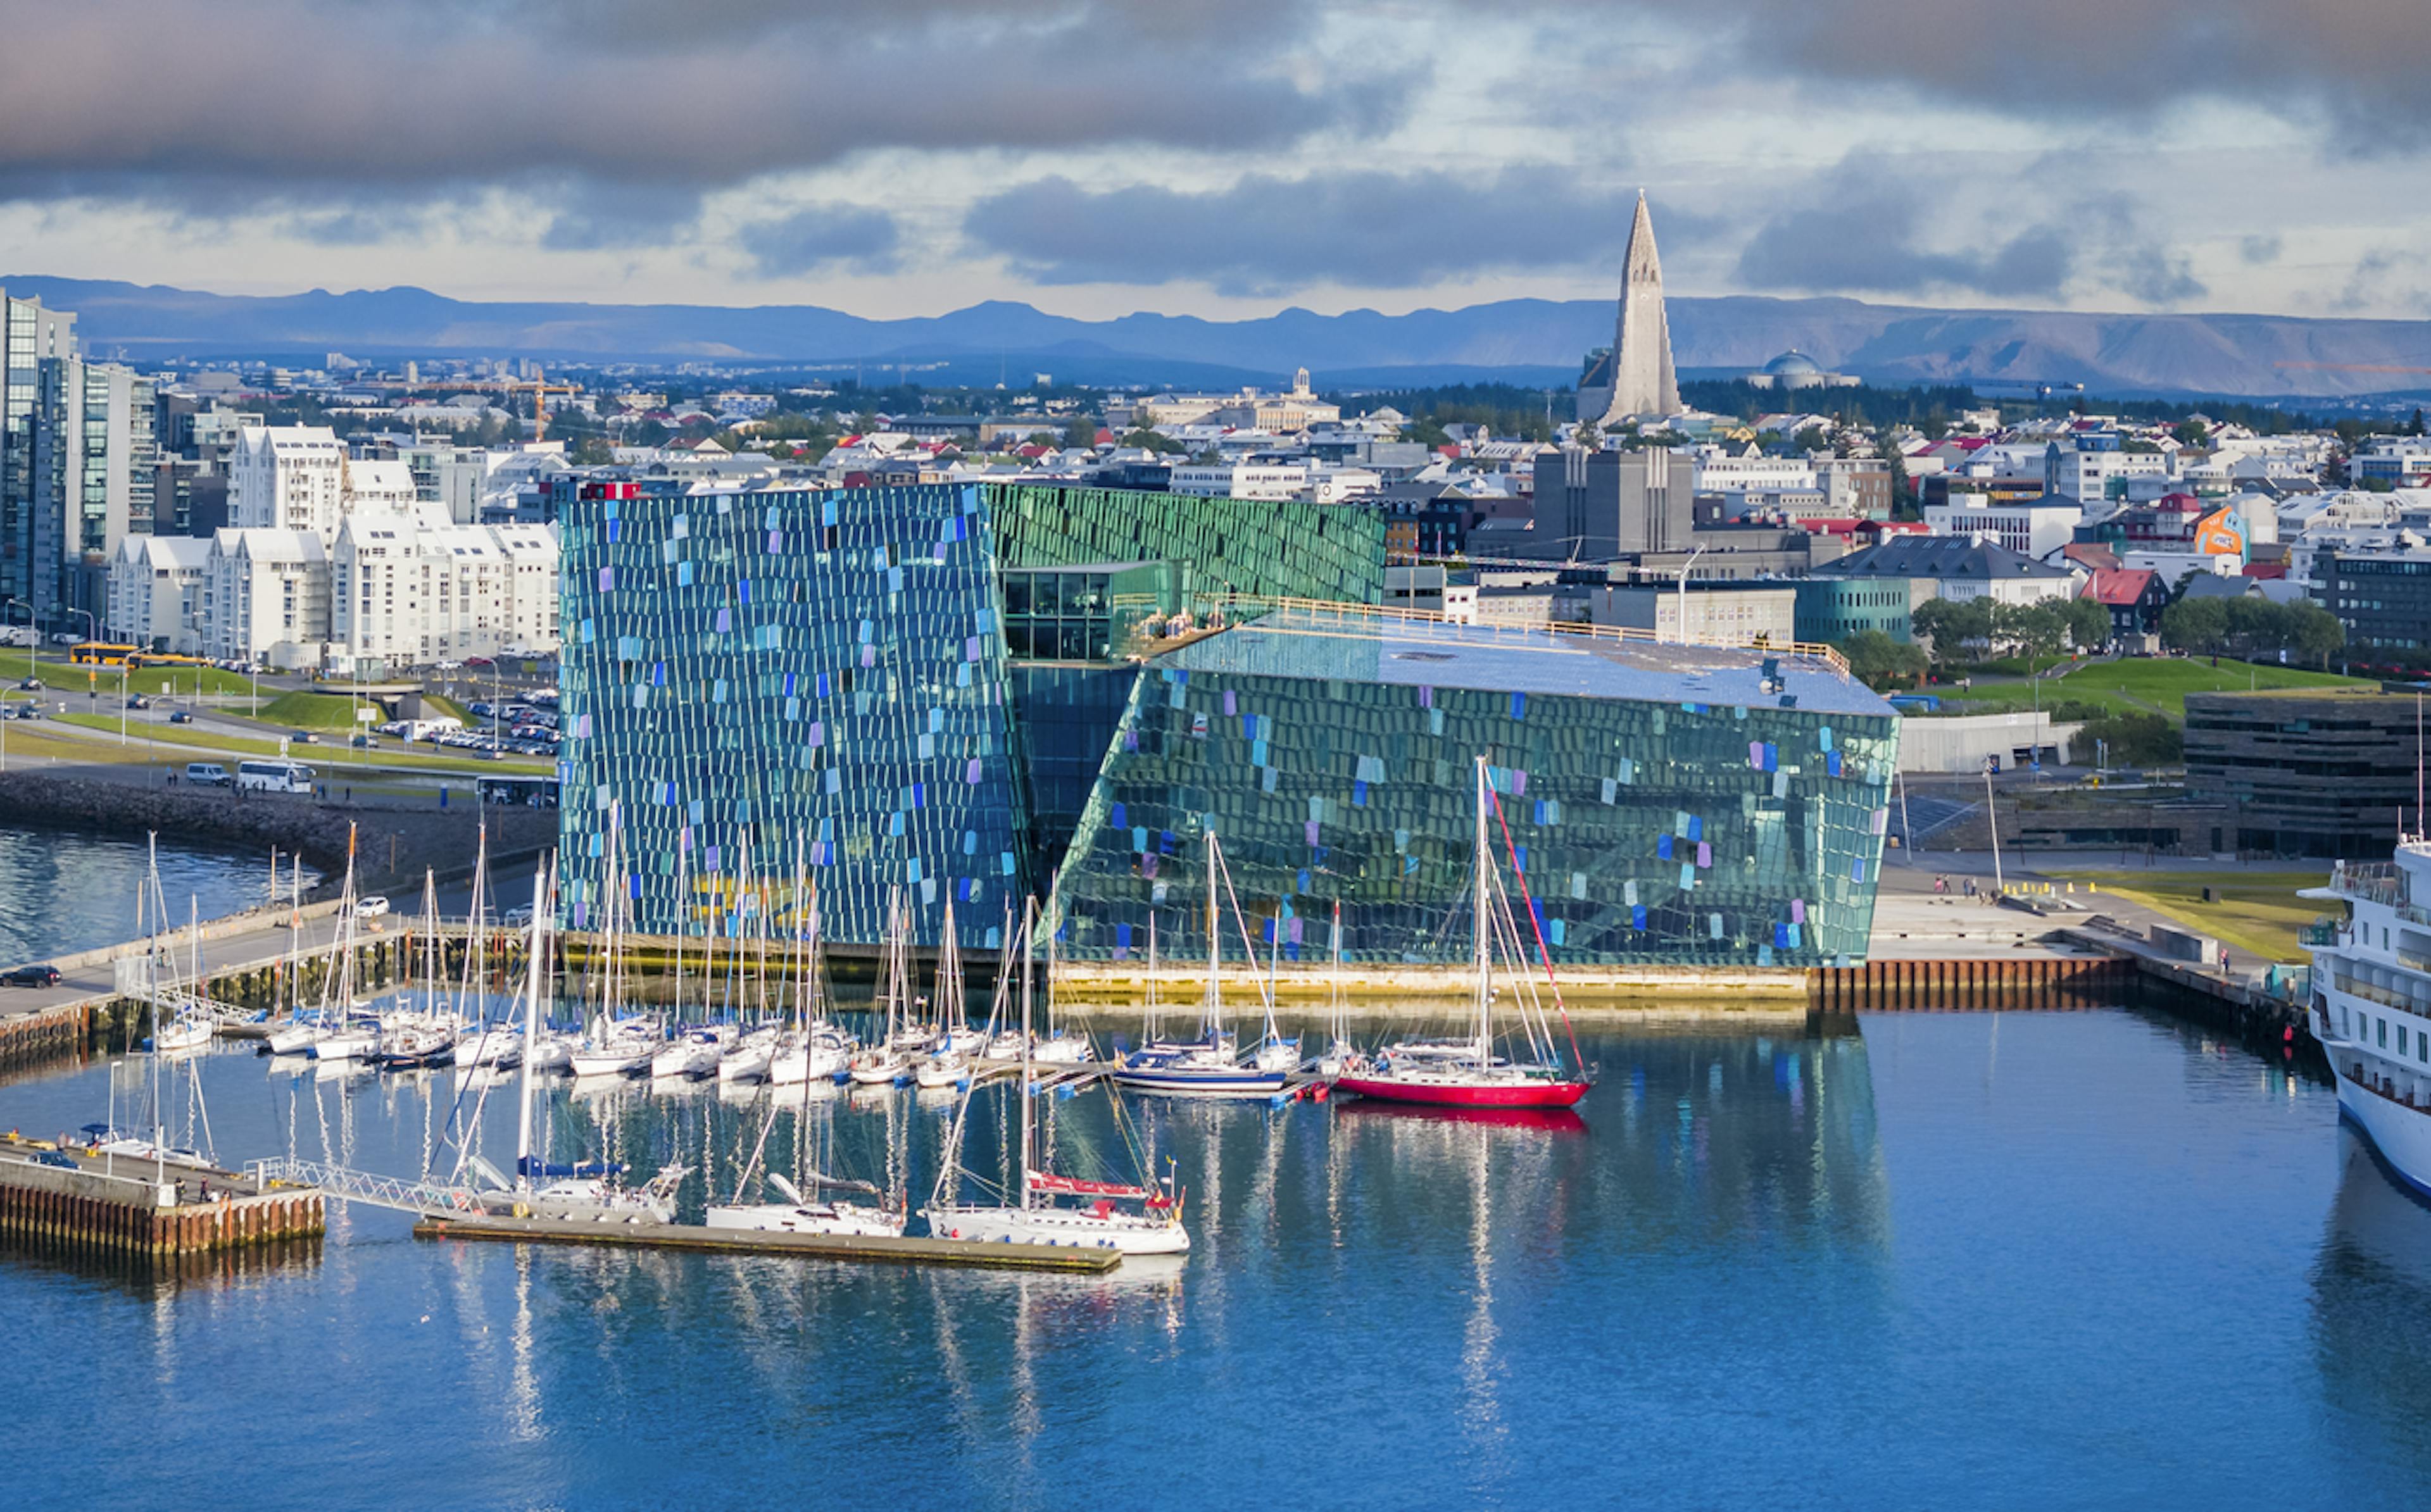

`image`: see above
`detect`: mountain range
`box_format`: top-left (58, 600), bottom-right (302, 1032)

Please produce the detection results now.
top-left (4, 275), bottom-right (2428, 401)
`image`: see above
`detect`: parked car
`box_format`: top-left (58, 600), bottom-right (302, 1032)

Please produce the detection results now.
top-left (167, 711), bottom-right (194, 725)
top-left (49, 632), bottom-right (79, 646)
top-left (353, 895), bottom-right (391, 918)
top-left (1, 964), bottom-right (63, 988)
top-left (184, 762), bottom-right (232, 787)
top-left (16, 677), bottom-right (41, 690)
top-left (13, 705), bottom-right (43, 721)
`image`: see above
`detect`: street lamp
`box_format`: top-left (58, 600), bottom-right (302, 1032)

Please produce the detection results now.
top-left (1674, 544), bottom-right (1708, 646)
top-left (3, 597), bottom-right (32, 683)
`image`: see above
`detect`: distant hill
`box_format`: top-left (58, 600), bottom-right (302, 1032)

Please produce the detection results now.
top-left (4, 275), bottom-right (2427, 401)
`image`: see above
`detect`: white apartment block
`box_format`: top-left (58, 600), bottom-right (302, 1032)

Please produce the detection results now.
top-left (2045, 442), bottom-right (2173, 502)
top-left (331, 509), bottom-right (559, 665)
top-left (203, 528), bottom-right (330, 665)
top-left (1169, 463), bottom-right (1309, 500)
top-left (105, 534), bottom-right (211, 653)
top-left (1694, 452), bottom-right (1816, 494)
top-left (230, 425), bottom-right (348, 540)
top-left (1921, 496), bottom-right (2084, 558)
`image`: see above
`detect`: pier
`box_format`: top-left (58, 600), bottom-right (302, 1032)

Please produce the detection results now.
top-left (0, 1137), bottom-right (324, 1265)
top-left (413, 1212), bottom-right (1124, 1273)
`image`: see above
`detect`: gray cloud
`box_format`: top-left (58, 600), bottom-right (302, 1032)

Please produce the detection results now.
top-left (539, 182), bottom-right (707, 253)
top-left (964, 169), bottom-right (1671, 294)
top-left (738, 205), bottom-right (904, 278)
top-left (1735, 160), bottom-right (2211, 306)
top-left (0, 0), bottom-right (1389, 209)
top-left (1550, 0), bottom-right (2431, 145)
top-left (2240, 234), bottom-right (2285, 266)
top-left (1735, 178), bottom-right (2073, 300)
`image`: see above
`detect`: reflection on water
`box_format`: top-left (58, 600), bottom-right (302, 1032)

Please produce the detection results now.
top-left (0, 823), bottom-right (319, 963)
top-left (5, 1011), bottom-right (2422, 1511)
top-left (2313, 1128), bottom-right (2431, 1489)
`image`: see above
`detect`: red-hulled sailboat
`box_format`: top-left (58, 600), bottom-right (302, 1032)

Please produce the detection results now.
top-left (1334, 756), bottom-right (1593, 1111)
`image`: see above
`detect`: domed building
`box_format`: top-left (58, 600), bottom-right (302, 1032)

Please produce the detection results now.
top-left (1745, 350), bottom-right (1857, 391)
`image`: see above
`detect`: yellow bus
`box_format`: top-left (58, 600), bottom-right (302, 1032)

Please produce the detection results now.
top-left (70, 642), bottom-right (138, 667)
top-left (128, 652), bottom-right (213, 670)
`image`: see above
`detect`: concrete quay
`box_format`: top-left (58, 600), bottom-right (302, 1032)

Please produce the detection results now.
top-left (0, 1136), bottom-right (324, 1265)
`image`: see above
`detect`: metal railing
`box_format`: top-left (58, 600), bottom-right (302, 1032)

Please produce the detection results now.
top-left (1114, 593), bottom-right (1854, 678)
top-left (248, 1156), bottom-right (489, 1216)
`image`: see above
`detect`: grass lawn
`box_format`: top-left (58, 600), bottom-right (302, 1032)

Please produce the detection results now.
top-left (2044, 868), bottom-right (2330, 963)
top-left (1923, 657), bottom-right (2368, 722)
top-left (2, 651), bottom-right (260, 699)
top-left (256, 689), bottom-right (386, 730)
top-left (51, 711), bottom-right (552, 777)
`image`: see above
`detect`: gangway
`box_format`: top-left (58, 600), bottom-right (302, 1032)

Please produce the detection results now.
top-left (248, 1156), bottom-right (491, 1216)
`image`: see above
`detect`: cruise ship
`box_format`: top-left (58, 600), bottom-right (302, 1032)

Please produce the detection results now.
top-left (2307, 841), bottom-right (2431, 1198)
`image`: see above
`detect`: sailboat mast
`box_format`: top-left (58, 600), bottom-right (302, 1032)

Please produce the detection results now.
top-left (515, 861), bottom-right (548, 1195)
top-left (1205, 828), bottom-right (1221, 1038)
top-left (1020, 897), bottom-right (1036, 1211)
top-left (1473, 756), bottom-right (1492, 1056)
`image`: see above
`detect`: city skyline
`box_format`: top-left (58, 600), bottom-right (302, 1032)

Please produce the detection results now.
top-left (0, 2), bottom-right (2424, 324)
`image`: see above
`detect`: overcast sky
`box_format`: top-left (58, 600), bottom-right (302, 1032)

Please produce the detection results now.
top-left (2, 0), bottom-right (2426, 322)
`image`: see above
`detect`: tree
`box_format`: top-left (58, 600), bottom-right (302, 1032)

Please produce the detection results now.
top-left (1837, 630), bottom-right (1928, 690)
top-left (2158, 596), bottom-right (2230, 653)
top-left (2172, 418), bottom-right (2211, 449)
top-left (2060, 596), bottom-right (2113, 651)
top-left (1400, 415), bottom-right (1453, 447)
top-left (1912, 596), bottom-right (1995, 661)
top-left (1063, 416), bottom-right (1100, 449)
top-left (1119, 427), bottom-right (1184, 456)
top-left (1793, 425), bottom-right (1831, 453)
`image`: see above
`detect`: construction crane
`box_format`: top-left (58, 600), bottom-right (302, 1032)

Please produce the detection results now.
top-left (498, 368), bottom-right (584, 440)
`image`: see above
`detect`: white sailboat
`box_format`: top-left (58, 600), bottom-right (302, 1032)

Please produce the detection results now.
top-left (568, 806), bottom-right (658, 1078)
top-left (924, 901), bottom-right (1188, 1254)
top-left (848, 890), bottom-right (917, 1086)
top-left (489, 859), bottom-right (685, 1224)
top-left (1110, 830), bottom-right (1290, 1099)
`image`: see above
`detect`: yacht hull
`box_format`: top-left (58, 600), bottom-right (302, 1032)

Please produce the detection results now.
top-left (1334, 1072), bottom-right (1590, 1109)
top-left (922, 1204), bottom-right (1190, 1254)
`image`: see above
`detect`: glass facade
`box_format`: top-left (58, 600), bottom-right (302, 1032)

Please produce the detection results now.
top-left (558, 482), bottom-right (1027, 949)
top-left (560, 480), bottom-right (1899, 965)
top-left (1043, 609), bottom-right (1898, 967)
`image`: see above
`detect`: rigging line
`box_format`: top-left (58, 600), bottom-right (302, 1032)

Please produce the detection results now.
top-left (1485, 781), bottom-right (1586, 1077)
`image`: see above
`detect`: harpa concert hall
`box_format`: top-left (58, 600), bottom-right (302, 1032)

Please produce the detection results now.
top-left (556, 480), bottom-right (1899, 966)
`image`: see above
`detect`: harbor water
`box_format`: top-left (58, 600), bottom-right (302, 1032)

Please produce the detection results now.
top-left (0, 825), bottom-right (307, 965)
top-left (3, 1009), bottom-right (2428, 1511)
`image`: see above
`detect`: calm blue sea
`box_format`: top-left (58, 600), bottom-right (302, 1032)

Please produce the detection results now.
top-left (3, 1009), bottom-right (2425, 1512)
top-left (0, 825), bottom-right (313, 966)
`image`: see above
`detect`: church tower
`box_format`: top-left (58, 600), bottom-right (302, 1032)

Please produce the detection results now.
top-left (1576, 191), bottom-right (1680, 423)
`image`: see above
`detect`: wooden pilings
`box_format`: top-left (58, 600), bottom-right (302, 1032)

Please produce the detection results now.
top-left (0, 1003), bottom-right (89, 1072)
top-left (0, 1151), bottom-right (324, 1265)
top-left (1808, 954), bottom-right (2137, 1011)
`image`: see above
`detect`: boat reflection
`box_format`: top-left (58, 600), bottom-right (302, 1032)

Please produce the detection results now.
top-left (1331, 1099), bottom-right (1588, 1137)
top-left (2313, 1127), bottom-right (2431, 1483)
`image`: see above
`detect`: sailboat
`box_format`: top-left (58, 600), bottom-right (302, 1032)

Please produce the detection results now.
top-left (374, 870), bottom-right (462, 1069)
top-left (1333, 756), bottom-right (1593, 1111)
top-left (568, 806), bottom-right (658, 1078)
top-left (310, 838), bottom-right (381, 1062)
top-left (1110, 830), bottom-right (1291, 1099)
top-left (1317, 901), bottom-right (1355, 1079)
top-left (486, 859), bottom-right (687, 1223)
top-left (768, 869), bottom-right (855, 1086)
top-left (915, 903), bottom-right (978, 1089)
top-left (848, 890), bottom-right (918, 1086)
top-left (922, 901), bottom-right (1189, 1254)
top-left (708, 1052), bottom-right (906, 1237)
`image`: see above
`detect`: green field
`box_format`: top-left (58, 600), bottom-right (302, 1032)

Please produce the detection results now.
top-left (51, 712), bottom-right (551, 777)
top-left (1927, 657), bottom-right (2368, 722)
top-left (2046, 868), bottom-right (2328, 963)
top-left (0, 650), bottom-right (261, 699)
top-left (256, 690), bottom-right (387, 730)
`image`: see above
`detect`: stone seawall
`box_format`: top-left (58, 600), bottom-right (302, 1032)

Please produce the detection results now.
top-left (0, 772), bottom-right (554, 896)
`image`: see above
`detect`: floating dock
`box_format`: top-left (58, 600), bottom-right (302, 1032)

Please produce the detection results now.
top-left (0, 1138), bottom-right (324, 1264)
top-left (413, 1212), bottom-right (1124, 1272)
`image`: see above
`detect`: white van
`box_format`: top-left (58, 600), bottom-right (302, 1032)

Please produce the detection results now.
top-left (184, 762), bottom-right (232, 787)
